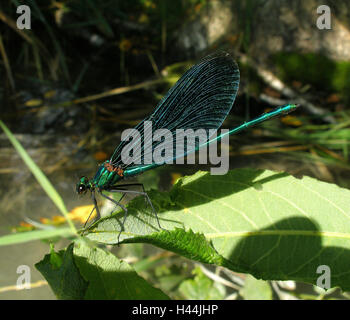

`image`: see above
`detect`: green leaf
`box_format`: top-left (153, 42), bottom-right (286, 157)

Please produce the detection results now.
top-left (154, 264), bottom-right (189, 293)
top-left (35, 243), bottom-right (88, 299)
top-left (0, 228), bottom-right (74, 246)
top-left (178, 267), bottom-right (226, 300)
top-left (73, 239), bottom-right (170, 299)
top-left (83, 169), bottom-right (350, 291)
top-left (50, 243), bottom-right (63, 268)
top-left (36, 240), bottom-right (170, 299)
top-left (86, 227), bottom-right (228, 268)
top-left (240, 275), bottom-right (273, 300)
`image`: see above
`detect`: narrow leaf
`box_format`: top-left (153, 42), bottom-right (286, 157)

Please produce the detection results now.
top-left (0, 120), bottom-right (76, 233)
top-left (0, 228), bottom-right (74, 246)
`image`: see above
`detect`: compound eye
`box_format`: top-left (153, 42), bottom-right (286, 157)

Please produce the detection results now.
top-left (78, 184), bottom-right (86, 194)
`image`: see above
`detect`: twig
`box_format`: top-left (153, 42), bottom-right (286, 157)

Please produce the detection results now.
top-left (0, 280), bottom-right (48, 293)
top-left (219, 267), bottom-right (245, 287)
top-left (197, 264), bottom-right (241, 291)
top-left (271, 281), bottom-right (299, 300)
top-left (0, 34), bottom-right (15, 91)
top-left (23, 217), bottom-right (56, 230)
top-left (71, 78), bottom-right (165, 105)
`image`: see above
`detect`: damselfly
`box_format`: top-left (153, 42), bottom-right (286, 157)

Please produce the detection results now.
top-left (76, 52), bottom-right (298, 242)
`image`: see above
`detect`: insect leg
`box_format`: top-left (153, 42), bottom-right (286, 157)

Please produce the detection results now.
top-left (107, 186), bottom-right (165, 231)
top-left (82, 191), bottom-right (101, 232)
top-left (112, 183), bottom-right (148, 203)
top-left (99, 190), bottom-right (128, 244)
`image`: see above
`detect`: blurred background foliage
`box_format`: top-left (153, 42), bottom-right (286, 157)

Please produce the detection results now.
top-left (1, 0), bottom-right (350, 299)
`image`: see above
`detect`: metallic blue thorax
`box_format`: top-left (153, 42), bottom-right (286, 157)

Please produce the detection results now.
top-left (92, 161), bottom-right (123, 189)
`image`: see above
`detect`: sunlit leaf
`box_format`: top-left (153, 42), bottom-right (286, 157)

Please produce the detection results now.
top-left (84, 169), bottom-right (350, 291)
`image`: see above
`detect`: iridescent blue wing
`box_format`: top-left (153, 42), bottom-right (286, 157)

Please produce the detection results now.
top-left (110, 51), bottom-right (240, 171)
